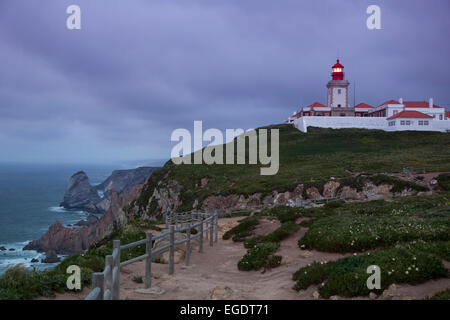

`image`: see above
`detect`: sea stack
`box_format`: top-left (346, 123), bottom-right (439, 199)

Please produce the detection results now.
top-left (60, 171), bottom-right (101, 213)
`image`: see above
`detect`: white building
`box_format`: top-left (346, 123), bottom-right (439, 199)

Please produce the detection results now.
top-left (289, 59), bottom-right (450, 133)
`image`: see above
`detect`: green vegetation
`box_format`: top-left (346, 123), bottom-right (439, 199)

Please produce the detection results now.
top-left (244, 221), bottom-right (299, 249)
top-left (428, 289), bottom-right (450, 300)
top-left (222, 216), bottom-right (260, 242)
top-left (135, 125), bottom-right (450, 215)
top-left (132, 276), bottom-right (143, 284)
top-left (230, 207), bottom-right (302, 271)
top-left (292, 190), bottom-right (450, 298)
top-left (0, 217), bottom-right (165, 300)
top-left (437, 173), bottom-right (450, 191)
top-left (297, 193), bottom-right (450, 253)
top-left (293, 242), bottom-right (449, 298)
top-left (238, 242), bottom-right (281, 271)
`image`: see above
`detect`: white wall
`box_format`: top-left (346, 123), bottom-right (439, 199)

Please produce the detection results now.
top-left (294, 116), bottom-right (387, 132)
top-left (294, 116), bottom-right (450, 133)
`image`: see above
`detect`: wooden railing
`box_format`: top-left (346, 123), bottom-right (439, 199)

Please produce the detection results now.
top-left (85, 210), bottom-right (219, 300)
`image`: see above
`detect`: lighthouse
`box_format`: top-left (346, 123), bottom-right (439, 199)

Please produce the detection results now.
top-left (327, 59), bottom-right (354, 116)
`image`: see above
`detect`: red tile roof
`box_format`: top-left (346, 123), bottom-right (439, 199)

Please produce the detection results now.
top-left (446, 111), bottom-right (450, 118)
top-left (306, 102), bottom-right (327, 108)
top-left (403, 101), bottom-right (442, 109)
top-left (355, 103), bottom-right (374, 109)
top-left (379, 100), bottom-right (400, 106)
top-left (387, 110), bottom-right (434, 120)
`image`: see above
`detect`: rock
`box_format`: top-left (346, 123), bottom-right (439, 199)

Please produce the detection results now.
top-left (369, 292), bottom-right (377, 300)
top-left (430, 179), bottom-right (438, 185)
top-left (208, 286), bottom-right (233, 300)
top-left (96, 167), bottom-right (156, 199)
top-left (75, 214), bottom-right (99, 227)
top-left (306, 187), bottom-right (322, 200)
top-left (381, 284), bottom-right (397, 300)
top-left (31, 258), bottom-right (39, 263)
top-left (60, 171), bottom-right (101, 212)
top-left (330, 295), bottom-right (340, 300)
top-left (41, 250), bottom-right (60, 263)
top-left (338, 186), bottom-right (361, 200)
top-left (323, 181), bottom-right (340, 198)
top-left (312, 291), bottom-right (320, 299)
top-left (9, 248), bottom-right (15, 251)
top-left (0, 246), bottom-right (6, 251)
top-left (201, 177), bottom-right (209, 187)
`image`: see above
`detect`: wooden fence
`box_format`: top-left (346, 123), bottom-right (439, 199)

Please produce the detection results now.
top-left (85, 210), bottom-right (219, 300)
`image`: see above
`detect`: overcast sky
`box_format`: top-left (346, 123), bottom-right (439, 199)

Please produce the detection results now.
top-left (0, 0), bottom-right (449, 165)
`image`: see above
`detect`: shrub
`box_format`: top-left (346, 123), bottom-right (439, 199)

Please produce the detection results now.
top-left (428, 289), bottom-right (450, 300)
top-left (223, 216), bottom-right (259, 242)
top-left (244, 221), bottom-right (300, 249)
top-left (132, 276), bottom-right (143, 284)
top-left (437, 173), bottom-right (450, 191)
top-left (237, 242), bottom-right (281, 271)
top-left (293, 244), bottom-right (449, 298)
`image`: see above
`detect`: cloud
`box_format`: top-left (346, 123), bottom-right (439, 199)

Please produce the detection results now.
top-left (0, 0), bottom-right (449, 164)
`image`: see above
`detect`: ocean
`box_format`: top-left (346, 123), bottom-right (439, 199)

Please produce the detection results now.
top-left (0, 163), bottom-right (119, 275)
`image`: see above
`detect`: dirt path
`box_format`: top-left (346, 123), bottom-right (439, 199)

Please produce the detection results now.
top-left (45, 217), bottom-right (449, 300)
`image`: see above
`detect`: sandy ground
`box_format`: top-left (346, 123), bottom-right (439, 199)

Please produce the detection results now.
top-left (43, 217), bottom-right (450, 300)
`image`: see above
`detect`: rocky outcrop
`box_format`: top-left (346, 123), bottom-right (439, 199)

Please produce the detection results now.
top-left (75, 214), bottom-right (99, 227)
top-left (60, 171), bottom-right (101, 212)
top-left (24, 181), bottom-right (145, 254)
top-left (41, 250), bottom-right (60, 263)
top-left (96, 167), bottom-right (155, 198)
top-left (59, 167), bottom-right (156, 214)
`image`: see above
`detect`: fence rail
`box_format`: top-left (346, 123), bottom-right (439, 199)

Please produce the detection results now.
top-left (85, 210), bottom-right (219, 300)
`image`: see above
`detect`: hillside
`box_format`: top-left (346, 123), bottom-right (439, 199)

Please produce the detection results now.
top-left (133, 124), bottom-right (450, 216)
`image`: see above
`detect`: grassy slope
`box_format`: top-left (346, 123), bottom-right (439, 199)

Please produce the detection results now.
top-left (136, 125), bottom-right (450, 214)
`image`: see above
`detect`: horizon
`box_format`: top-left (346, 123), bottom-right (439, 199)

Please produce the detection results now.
top-left (1, 0), bottom-right (450, 164)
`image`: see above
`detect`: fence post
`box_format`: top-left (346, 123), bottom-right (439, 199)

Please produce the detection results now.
top-left (199, 217), bottom-right (203, 253)
top-left (112, 240), bottom-right (120, 300)
top-left (209, 216), bottom-right (214, 247)
top-left (165, 213), bottom-right (168, 228)
top-left (105, 255), bottom-right (113, 299)
top-left (92, 272), bottom-right (104, 300)
top-left (169, 225), bottom-right (175, 275)
top-left (145, 232), bottom-right (153, 288)
top-left (214, 212), bottom-right (218, 243)
top-left (186, 221), bottom-right (191, 266)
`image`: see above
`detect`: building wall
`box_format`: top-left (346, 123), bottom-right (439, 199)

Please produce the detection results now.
top-left (294, 116), bottom-right (387, 132)
top-left (294, 116), bottom-right (450, 133)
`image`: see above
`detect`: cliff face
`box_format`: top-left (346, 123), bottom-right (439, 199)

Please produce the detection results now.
top-left (24, 182), bottom-right (144, 254)
top-left (60, 171), bottom-right (101, 213)
top-left (59, 167), bottom-right (156, 214)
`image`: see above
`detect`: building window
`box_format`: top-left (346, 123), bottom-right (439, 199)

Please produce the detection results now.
top-left (400, 120), bottom-right (405, 125)
top-left (389, 121), bottom-right (396, 126)
top-left (338, 104), bottom-right (341, 108)
top-left (439, 115), bottom-right (443, 120)
top-left (406, 121), bottom-right (411, 125)
top-left (393, 110), bottom-right (398, 115)
top-left (340, 113), bottom-right (345, 117)
top-left (419, 121), bottom-right (423, 125)
top-left (338, 89), bottom-right (341, 94)
top-left (424, 121), bottom-right (429, 125)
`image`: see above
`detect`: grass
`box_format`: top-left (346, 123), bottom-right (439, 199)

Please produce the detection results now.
top-left (230, 207), bottom-right (301, 271)
top-left (291, 191), bottom-right (450, 299)
top-left (135, 125), bottom-right (450, 216)
top-left (437, 173), bottom-right (450, 191)
top-left (293, 242), bottom-right (449, 298)
top-left (428, 289), bottom-right (450, 300)
top-left (297, 193), bottom-right (450, 253)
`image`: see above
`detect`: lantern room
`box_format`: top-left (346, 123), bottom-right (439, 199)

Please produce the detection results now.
top-left (331, 59), bottom-right (344, 80)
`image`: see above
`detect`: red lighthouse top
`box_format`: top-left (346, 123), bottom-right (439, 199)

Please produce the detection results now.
top-left (331, 59), bottom-right (344, 80)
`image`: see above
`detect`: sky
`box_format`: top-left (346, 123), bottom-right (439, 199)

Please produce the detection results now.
top-left (0, 0), bottom-right (449, 165)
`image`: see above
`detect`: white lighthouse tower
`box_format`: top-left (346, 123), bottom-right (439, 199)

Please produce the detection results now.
top-left (327, 59), bottom-right (354, 116)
